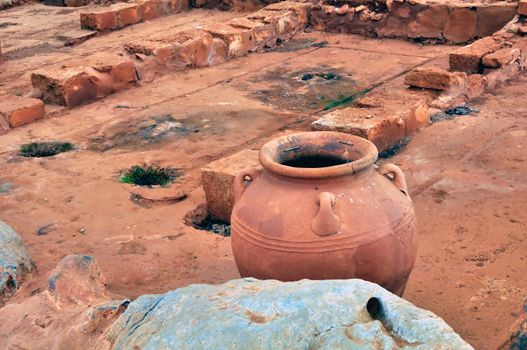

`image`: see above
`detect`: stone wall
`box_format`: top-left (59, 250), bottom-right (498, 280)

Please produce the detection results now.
top-left (310, 0), bottom-right (518, 44)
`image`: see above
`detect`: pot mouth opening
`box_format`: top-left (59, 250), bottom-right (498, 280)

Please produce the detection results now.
top-left (260, 131), bottom-right (378, 179)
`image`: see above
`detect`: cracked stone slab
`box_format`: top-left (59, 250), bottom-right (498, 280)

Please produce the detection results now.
top-left (107, 278), bottom-right (473, 349)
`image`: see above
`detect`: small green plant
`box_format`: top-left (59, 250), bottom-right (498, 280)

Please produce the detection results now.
top-left (120, 165), bottom-right (179, 187)
top-left (20, 142), bottom-right (73, 157)
top-left (323, 87), bottom-right (373, 110)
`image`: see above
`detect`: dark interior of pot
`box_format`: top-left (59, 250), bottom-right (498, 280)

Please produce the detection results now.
top-left (260, 132), bottom-right (378, 178)
top-left (281, 154), bottom-right (350, 168)
top-left (276, 138), bottom-right (362, 169)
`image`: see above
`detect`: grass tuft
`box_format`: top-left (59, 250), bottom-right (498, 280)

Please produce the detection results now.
top-left (120, 165), bottom-right (179, 187)
top-left (20, 142), bottom-right (73, 157)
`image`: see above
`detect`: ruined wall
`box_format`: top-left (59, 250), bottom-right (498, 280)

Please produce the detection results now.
top-left (310, 0), bottom-right (518, 44)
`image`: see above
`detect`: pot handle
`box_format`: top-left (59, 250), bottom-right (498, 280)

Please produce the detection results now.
top-left (311, 192), bottom-right (341, 236)
top-left (378, 163), bottom-right (409, 197)
top-left (233, 167), bottom-right (262, 204)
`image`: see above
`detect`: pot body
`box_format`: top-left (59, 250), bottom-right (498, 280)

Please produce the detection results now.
top-left (231, 159), bottom-right (417, 296)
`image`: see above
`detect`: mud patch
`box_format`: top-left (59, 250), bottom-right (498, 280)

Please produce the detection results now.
top-left (3, 43), bottom-right (58, 60)
top-left (88, 114), bottom-right (198, 152)
top-left (378, 136), bottom-right (411, 159)
top-left (118, 241), bottom-right (147, 255)
top-left (120, 165), bottom-right (180, 187)
top-left (184, 205), bottom-right (231, 237)
top-left (246, 65), bottom-right (359, 112)
top-left (20, 141), bottom-right (73, 157)
top-left (272, 38), bottom-right (327, 52)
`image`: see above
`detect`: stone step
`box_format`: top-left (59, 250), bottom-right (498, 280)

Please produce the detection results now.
top-left (0, 95), bottom-right (45, 131)
top-left (80, 0), bottom-right (189, 32)
top-left (31, 53), bottom-right (138, 107)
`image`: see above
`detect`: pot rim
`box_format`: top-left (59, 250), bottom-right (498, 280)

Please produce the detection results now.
top-left (259, 131), bottom-right (378, 179)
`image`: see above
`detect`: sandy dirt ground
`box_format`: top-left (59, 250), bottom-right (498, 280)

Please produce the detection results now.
top-left (0, 5), bottom-right (526, 349)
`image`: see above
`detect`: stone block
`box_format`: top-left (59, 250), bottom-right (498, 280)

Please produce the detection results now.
top-left (201, 149), bottom-right (260, 223)
top-left (407, 4), bottom-right (449, 39)
top-left (126, 29), bottom-right (216, 69)
top-left (449, 36), bottom-right (502, 73)
top-left (376, 16), bottom-right (408, 38)
top-left (404, 100), bottom-right (429, 135)
top-left (227, 17), bottom-right (277, 49)
top-left (80, 7), bottom-right (118, 31)
top-left (169, 0), bottom-right (189, 11)
top-left (32, 66), bottom-right (99, 107)
top-left (485, 59), bottom-right (521, 91)
top-left (444, 8), bottom-right (477, 43)
top-left (203, 23), bottom-right (256, 57)
top-left (482, 47), bottom-right (521, 68)
top-left (115, 3), bottom-right (140, 27)
top-left (248, 6), bottom-right (308, 41)
top-left (31, 54), bottom-right (137, 107)
top-left (311, 107), bottom-right (406, 151)
top-left (137, 0), bottom-right (171, 20)
top-left (518, 0), bottom-right (527, 16)
top-left (476, 3), bottom-right (517, 37)
top-left (466, 74), bottom-right (486, 99)
top-left (0, 96), bottom-right (45, 128)
top-left (404, 67), bottom-right (464, 90)
top-left (260, 1), bottom-right (312, 24)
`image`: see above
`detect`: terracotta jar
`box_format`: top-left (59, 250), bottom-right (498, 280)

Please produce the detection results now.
top-left (231, 131), bottom-right (417, 296)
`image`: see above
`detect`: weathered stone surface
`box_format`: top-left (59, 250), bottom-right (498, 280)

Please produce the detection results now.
top-left (80, 3), bottom-right (140, 31)
top-left (0, 220), bottom-right (33, 297)
top-left (520, 24), bottom-right (527, 36)
top-left (311, 107), bottom-right (406, 151)
top-left (248, 4), bottom-right (308, 41)
top-left (227, 17), bottom-right (277, 49)
top-left (404, 100), bottom-right (429, 134)
top-left (125, 29), bottom-right (217, 69)
top-left (444, 8), bottom-right (477, 43)
top-left (31, 54), bottom-right (138, 107)
top-left (107, 278), bottom-right (473, 349)
top-left (483, 47), bottom-right (521, 68)
top-left (137, 0), bottom-right (171, 20)
top-left (476, 3), bottom-right (517, 37)
top-left (201, 149), bottom-right (260, 223)
top-left (0, 95), bottom-right (45, 128)
top-left (485, 59), bottom-right (522, 90)
top-left (203, 23), bottom-right (257, 57)
top-left (407, 4), bottom-right (448, 39)
top-left (518, 0), bottom-right (527, 16)
top-left (404, 67), bottom-right (464, 90)
top-left (449, 36), bottom-right (502, 73)
top-left (80, 7), bottom-right (118, 31)
top-left (48, 254), bottom-right (108, 305)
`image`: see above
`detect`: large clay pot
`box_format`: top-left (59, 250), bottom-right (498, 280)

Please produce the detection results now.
top-left (231, 131), bottom-right (418, 296)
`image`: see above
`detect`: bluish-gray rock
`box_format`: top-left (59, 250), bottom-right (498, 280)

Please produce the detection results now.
top-left (107, 278), bottom-right (473, 349)
top-left (0, 220), bottom-right (33, 296)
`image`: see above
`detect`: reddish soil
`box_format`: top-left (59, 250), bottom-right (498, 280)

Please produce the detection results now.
top-left (0, 4), bottom-right (526, 349)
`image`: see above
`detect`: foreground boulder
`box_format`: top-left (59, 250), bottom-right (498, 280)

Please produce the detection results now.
top-left (107, 278), bottom-right (473, 349)
top-left (0, 220), bottom-right (33, 298)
